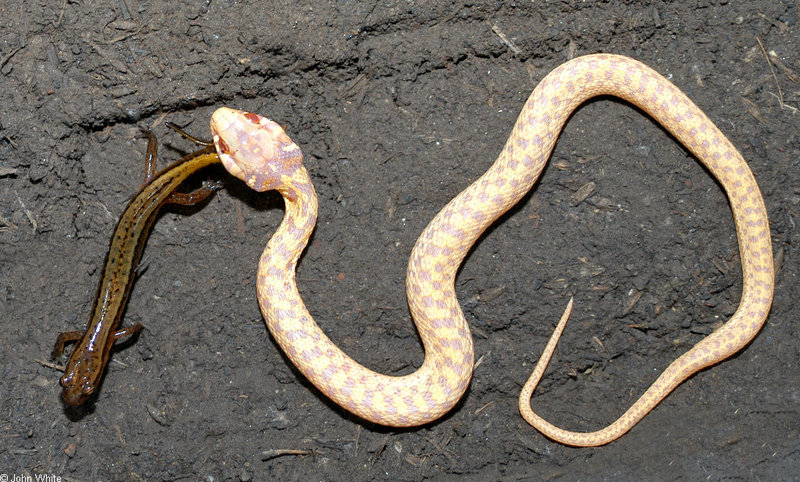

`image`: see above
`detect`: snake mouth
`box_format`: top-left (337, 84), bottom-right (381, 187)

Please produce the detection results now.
top-left (210, 108), bottom-right (251, 184)
top-left (210, 107), bottom-right (304, 192)
top-left (215, 140), bottom-right (244, 180)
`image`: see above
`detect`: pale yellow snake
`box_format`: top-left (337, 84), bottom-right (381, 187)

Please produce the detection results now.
top-left (209, 54), bottom-right (774, 446)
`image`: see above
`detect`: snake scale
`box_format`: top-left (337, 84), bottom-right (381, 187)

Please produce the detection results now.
top-left (209, 54), bottom-right (773, 446)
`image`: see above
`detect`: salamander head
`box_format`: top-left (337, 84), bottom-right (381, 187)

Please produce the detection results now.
top-left (210, 107), bottom-right (304, 193)
top-left (59, 352), bottom-right (101, 406)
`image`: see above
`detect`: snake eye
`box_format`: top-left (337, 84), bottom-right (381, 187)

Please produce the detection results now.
top-left (244, 112), bottom-right (262, 124)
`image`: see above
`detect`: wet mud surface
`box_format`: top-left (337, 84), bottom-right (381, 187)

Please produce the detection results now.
top-left (1, 1), bottom-right (799, 480)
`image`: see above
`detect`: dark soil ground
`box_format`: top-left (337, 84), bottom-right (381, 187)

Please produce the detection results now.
top-left (1, 1), bottom-right (799, 480)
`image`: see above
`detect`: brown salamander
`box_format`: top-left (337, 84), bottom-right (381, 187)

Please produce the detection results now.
top-left (52, 127), bottom-right (221, 406)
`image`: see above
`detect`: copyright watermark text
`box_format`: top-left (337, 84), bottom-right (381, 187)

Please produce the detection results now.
top-left (0, 474), bottom-right (62, 482)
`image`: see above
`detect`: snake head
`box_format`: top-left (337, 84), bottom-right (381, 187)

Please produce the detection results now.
top-left (210, 107), bottom-right (304, 193)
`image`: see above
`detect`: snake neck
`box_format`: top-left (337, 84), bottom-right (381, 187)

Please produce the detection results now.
top-left (256, 158), bottom-right (474, 426)
top-left (266, 166), bottom-right (318, 273)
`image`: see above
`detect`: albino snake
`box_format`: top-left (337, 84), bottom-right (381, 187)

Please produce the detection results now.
top-left (209, 54), bottom-right (773, 446)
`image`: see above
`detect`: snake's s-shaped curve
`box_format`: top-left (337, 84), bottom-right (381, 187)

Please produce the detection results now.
top-left (210, 54), bottom-right (773, 446)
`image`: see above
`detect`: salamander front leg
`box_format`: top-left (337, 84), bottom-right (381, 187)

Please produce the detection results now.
top-left (109, 322), bottom-right (145, 353)
top-left (164, 180), bottom-right (223, 206)
top-left (140, 126), bottom-right (222, 205)
top-left (113, 322), bottom-right (144, 342)
top-left (142, 130), bottom-right (160, 185)
top-left (51, 331), bottom-right (84, 359)
top-left (51, 323), bottom-right (146, 361)
top-left (165, 122), bottom-right (213, 147)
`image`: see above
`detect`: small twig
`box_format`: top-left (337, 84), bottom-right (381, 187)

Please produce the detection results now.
top-left (430, 5), bottom-right (461, 26)
top-left (261, 448), bottom-right (312, 460)
top-left (767, 92), bottom-right (798, 113)
top-left (0, 215), bottom-right (17, 231)
top-left (11, 448), bottom-right (38, 456)
top-left (35, 358), bottom-right (64, 371)
top-left (150, 111), bottom-right (169, 129)
top-left (119, 0), bottom-right (132, 20)
top-left (756, 36), bottom-right (796, 113)
top-left (54, 0), bottom-right (68, 29)
top-left (370, 435), bottom-right (389, 464)
top-left (0, 44), bottom-right (24, 70)
top-left (425, 436), bottom-right (457, 466)
top-left (0, 225), bottom-right (11, 233)
top-left (491, 24), bottom-right (521, 56)
top-left (473, 400), bottom-right (496, 415)
top-left (16, 193), bottom-right (38, 234)
top-left (1, 133), bottom-right (18, 148)
top-left (100, 25), bottom-right (145, 45)
top-left (474, 351), bottom-right (488, 370)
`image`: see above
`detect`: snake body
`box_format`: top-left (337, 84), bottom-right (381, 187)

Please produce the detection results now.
top-left (210, 54), bottom-right (773, 446)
